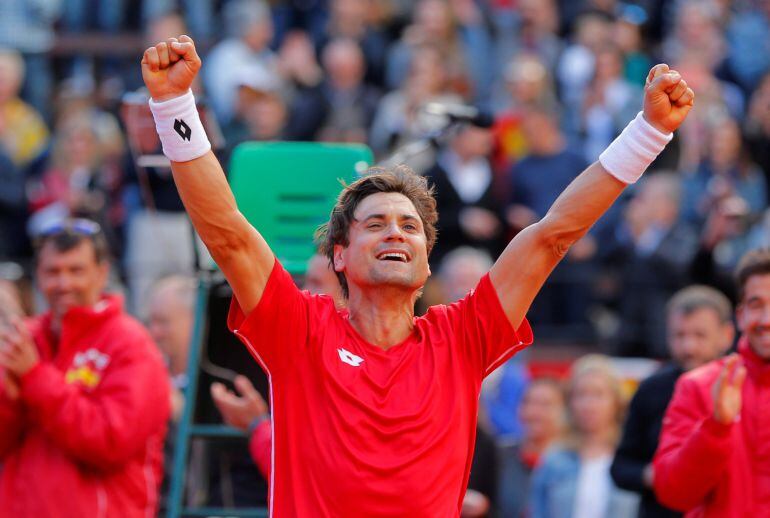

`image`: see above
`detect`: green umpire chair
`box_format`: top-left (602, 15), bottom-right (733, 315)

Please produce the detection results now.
top-left (167, 142), bottom-right (373, 517)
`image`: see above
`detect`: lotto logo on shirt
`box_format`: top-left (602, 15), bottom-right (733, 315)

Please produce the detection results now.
top-left (338, 348), bottom-right (364, 367)
top-left (65, 348), bottom-right (111, 389)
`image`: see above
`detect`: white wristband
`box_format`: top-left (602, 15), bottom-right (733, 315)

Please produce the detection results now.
top-left (149, 90), bottom-right (211, 162)
top-left (599, 111), bottom-right (673, 184)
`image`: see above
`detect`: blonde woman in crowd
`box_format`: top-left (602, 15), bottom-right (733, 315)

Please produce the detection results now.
top-left (530, 355), bottom-right (639, 518)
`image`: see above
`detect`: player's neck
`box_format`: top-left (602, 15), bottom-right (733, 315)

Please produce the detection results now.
top-left (346, 288), bottom-right (416, 350)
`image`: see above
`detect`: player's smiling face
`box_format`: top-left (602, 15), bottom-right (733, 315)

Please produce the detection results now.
top-left (334, 192), bottom-right (430, 297)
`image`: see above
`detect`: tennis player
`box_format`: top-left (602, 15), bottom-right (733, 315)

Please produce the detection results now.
top-left (142, 35), bottom-right (693, 516)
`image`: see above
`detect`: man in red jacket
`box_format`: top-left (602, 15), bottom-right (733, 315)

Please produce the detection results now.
top-left (0, 219), bottom-right (171, 517)
top-left (654, 248), bottom-right (770, 517)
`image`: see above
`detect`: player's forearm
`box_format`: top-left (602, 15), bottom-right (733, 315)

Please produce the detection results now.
top-left (170, 151), bottom-right (246, 251)
top-left (539, 162), bottom-right (625, 252)
top-left (170, 152), bottom-right (275, 312)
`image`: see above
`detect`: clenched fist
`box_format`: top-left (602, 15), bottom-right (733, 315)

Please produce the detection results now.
top-left (643, 63), bottom-right (695, 134)
top-left (141, 34), bottom-right (201, 102)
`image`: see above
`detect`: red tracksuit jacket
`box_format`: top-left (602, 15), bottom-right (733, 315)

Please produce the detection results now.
top-left (0, 295), bottom-right (171, 517)
top-left (653, 337), bottom-right (770, 517)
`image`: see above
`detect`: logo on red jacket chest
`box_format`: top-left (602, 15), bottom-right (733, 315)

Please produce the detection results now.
top-left (64, 348), bottom-right (111, 389)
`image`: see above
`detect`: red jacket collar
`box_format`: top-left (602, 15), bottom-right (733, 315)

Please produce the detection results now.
top-left (738, 335), bottom-right (770, 385)
top-left (33, 294), bottom-right (124, 358)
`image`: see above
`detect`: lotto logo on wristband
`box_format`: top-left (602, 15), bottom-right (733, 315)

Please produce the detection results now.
top-left (174, 119), bottom-right (192, 141)
top-left (150, 90), bottom-right (211, 161)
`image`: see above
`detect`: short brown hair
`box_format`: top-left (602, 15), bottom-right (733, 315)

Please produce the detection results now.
top-left (666, 285), bottom-right (732, 323)
top-left (316, 165), bottom-right (438, 298)
top-left (735, 248), bottom-right (770, 302)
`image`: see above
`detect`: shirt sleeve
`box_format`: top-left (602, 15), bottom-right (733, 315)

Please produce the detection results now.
top-left (227, 258), bottom-right (311, 376)
top-left (447, 273), bottom-right (534, 378)
top-left (653, 374), bottom-right (734, 511)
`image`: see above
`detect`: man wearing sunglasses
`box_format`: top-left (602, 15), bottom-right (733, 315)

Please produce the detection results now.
top-left (0, 220), bottom-right (171, 518)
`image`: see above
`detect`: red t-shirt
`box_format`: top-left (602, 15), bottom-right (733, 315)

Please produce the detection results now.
top-left (228, 259), bottom-right (533, 517)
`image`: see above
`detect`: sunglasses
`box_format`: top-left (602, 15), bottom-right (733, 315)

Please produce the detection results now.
top-left (37, 218), bottom-right (102, 238)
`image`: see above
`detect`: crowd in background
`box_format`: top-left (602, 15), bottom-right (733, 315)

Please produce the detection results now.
top-left (2, 0), bottom-right (770, 353)
top-left (1, 0), bottom-right (770, 516)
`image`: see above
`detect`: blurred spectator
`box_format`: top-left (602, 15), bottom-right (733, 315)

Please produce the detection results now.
top-left (0, 147), bottom-right (28, 261)
top-left (743, 71), bottom-right (770, 199)
top-left (747, 208), bottom-right (770, 251)
top-left (508, 108), bottom-right (587, 228)
top-left (611, 285), bottom-right (734, 518)
top-left (212, 374), bottom-right (271, 477)
top-left (463, 424), bottom-right (499, 518)
top-left (671, 57), bottom-right (746, 177)
top-left (386, 0), bottom-right (493, 105)
top-left (605, 173), bottom-right (699, 358)
top-left (271, 0), bottom-right (328, 48)
top-left (147, 274), bottom-right (197, 419)
top-left (223, 64), bottom-right (289, 150)
top-left (433, 245), bottom-right (493, 303)
top-left (424, 124), bottom-right (506, 265)
top-left (0, 219), bottom-right (170, 516)
top-left (613, 4), bottom-right (653, 88)
top-left (530, 355), bottom-right (639, 518)
top-left (0, 49), bottom-right (50, 169)
top-left (61, 0), bottom-right (128, 84)
top-left (662, 0), bottom-right (725, 75)
top-left (498, 377), bottom-right (567, 518)
top-left (26, 110), bottom-right (125, 255)
top-left (146, 273), bottom-right (196, 514)
top-left (557, 11), bottom-right (614, 134)
top-left (277, 30), bottom-right (324, 92)
top-left (302, 253), bottom-right (345, 309)
top-left (315, 38), bottom-right (381, 144)
top-left (688, 188), bottom-right (762, 304)
top-left (508, 106), bottom-right (598, 340)
top-left (491, 53), bottom-right (559, 173)
top-left (581, 44), bottom-right (643, 162)
top-left (681, 117), bottom-right (767, 228)
top-left (492, 0), bottom-right (563, 82)
top-left (369, 44), bottom-right (462, 169)
top-left (205, 0), bottom-right (282, 124)
top-left (0, 0), bottom-right (62, 118)
top-left (312, 0), bottom-right (391, 87)
top-left (221, 62), bottom-right (323, 163)
top-left (653, 248), bottom-right (770, 516)
top-left (724, 0), bottom-right (770, 94)
top-left (142, 0), bottom-right (215, 44)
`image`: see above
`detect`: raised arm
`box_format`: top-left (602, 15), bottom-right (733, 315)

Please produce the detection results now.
top-left (490, 64), bottom-right (694, 328)
top-left (141, 35), bottom-right (273, 313)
